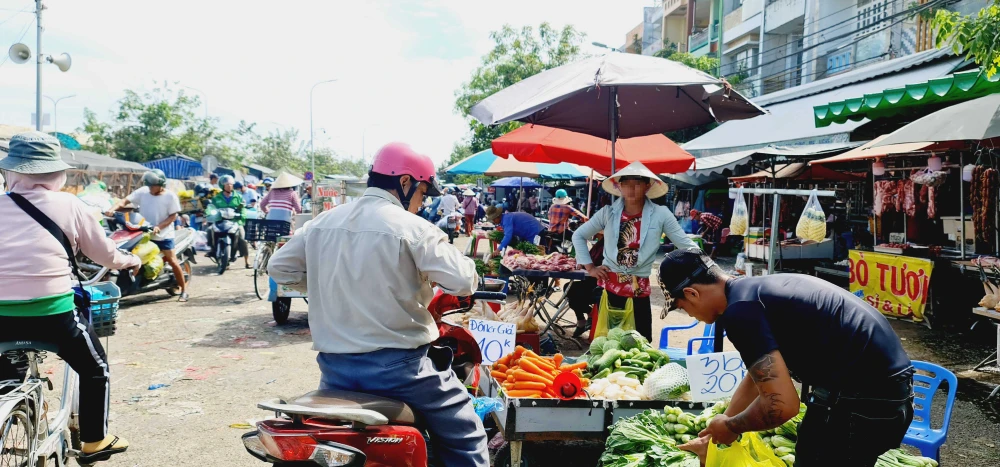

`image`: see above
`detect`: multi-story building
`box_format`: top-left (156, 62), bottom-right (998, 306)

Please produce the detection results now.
top-left (617, 0), bottom-right (991, 97)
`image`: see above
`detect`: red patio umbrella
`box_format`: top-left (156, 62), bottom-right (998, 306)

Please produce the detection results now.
top-left (491, 124), bottom-right (694, 175)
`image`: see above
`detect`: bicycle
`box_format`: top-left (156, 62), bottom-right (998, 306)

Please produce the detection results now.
top-left (245, 219), bottom-right (292, 301)
top-left (0, 281), bottom-right (120, 467)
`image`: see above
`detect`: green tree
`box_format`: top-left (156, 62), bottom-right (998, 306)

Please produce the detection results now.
top-left (236, 121), bottom-right (304, 173)
top-left (934, 1), bottom-right (1000, 77)
top-left (79, 85), bottom-right (230, 164)
top-left (455, 23), bottom-right (585, 152)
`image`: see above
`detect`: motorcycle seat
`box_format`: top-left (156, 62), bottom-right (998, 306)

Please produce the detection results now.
top-left (285, 390), bottom-right (418, 425)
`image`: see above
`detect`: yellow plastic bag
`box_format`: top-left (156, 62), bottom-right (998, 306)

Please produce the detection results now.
top-left (593, 290), bottom-right (636, 338)
top-left (706, 433), bottom-right (785, 467)
top-left (142, 255), bottom-right (164, 280)
top-left (131, 240), bottom-right (161, 265)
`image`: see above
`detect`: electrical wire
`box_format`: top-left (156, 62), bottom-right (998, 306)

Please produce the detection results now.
top-left (722, 0), bottom-right (947, 87)
top-left (716, 0), bottom-right (902, 75)
top-left (738, 0), bottom-right (947, 77)
top-left (0, 4), bottom-right (29, 28)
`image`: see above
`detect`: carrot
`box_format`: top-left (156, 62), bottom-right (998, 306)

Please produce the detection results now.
top-left (553, 353), bottom-right (564, 367)
top-left (522, 349), bottom-right (545, 360)
top-left (581, 378), bottom-right (591, 387)
top-left (506, 374), bottom-right (515, 383)
top-left (491, 371), bottom-right (507, 381)
top-left (571, 369), bottom-right (584, 377)
top-left (513, 381), bottom-right (547, 391)
top-left (559, 362), bottom-right (588, 372)
top-left (519, 359), bottom-right (553, 380)
top-left (524, 356), bottom-right (556, 372)
top-left (506, 389), bottom-right (543, 398)
top-left (513, 370), bottom-right (553, 385)
top-left (497, 354), bottom-right (511, 366)
top-left (494, 363), bottom-right (509, 373)
top-left (502, 382), bottom-right (514, 390)
top-left (505, 368), bottom-right (514, 376)
top-left (513, 346), bottom-right (526, 357)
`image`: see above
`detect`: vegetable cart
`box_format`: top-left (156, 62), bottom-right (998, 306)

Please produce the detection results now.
top-left (509, 269), bottom-right (587, 336)
top-left (479, 372), bottom-right (710, 467)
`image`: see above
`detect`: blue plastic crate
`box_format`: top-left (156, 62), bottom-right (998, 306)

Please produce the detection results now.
top-left (84, 282), bottom-right (121, 338)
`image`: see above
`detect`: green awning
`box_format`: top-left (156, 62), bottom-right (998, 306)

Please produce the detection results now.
top-left (813, 69), bottom-right (1000, 128)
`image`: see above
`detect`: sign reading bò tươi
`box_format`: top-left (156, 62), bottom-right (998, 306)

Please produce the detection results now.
top-left (847, 250), bottom-right (934, 322)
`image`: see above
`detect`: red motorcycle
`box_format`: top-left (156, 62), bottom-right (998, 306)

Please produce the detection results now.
top-left (242, 290), bottom-right (507, 467)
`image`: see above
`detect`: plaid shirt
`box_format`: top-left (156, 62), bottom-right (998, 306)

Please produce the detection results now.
top-left (547, 204), bottom-right (585, 233)
top-left (700, 212), bottom-right (723, 232)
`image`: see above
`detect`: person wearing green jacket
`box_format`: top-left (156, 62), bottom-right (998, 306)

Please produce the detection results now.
top-left (209, 175), bottom-right (250, 268)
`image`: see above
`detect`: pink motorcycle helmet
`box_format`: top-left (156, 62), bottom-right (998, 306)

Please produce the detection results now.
top-left (370, 142), bottom-right (442, 196)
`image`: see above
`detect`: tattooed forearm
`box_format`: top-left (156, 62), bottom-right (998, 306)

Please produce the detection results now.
top-left (722, 352), bottom-right (796, 435)
top-left (748, 353), bottom-right (777, 383)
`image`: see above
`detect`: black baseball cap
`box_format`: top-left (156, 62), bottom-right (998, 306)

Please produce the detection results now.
top-left (658, 249), bottom-right (719, 310)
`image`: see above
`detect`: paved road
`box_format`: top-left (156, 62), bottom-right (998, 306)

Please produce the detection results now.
top-left (38, 244), bottom-right (1000, 466)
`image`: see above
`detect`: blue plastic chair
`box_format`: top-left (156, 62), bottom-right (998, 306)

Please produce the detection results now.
top-left (658, 321), bottom-right (719, 361)
top-left (902, 361), bottom-right (958, 461)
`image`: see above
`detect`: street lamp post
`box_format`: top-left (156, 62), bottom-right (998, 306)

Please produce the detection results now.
top-left (309, 79), bottom-right (338, 179)
top-left (43, 94), bottom-right (75, 133)
top-left (180, 85), bottom-right (208, 119)
top-left (591, 41), bottom-right (619, 52)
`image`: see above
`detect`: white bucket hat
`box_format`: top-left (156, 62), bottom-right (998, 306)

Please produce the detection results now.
top-left (0, 131), bottom-right (71, 174)
top-left (601, 161), bottom-right (669, 199)
top-left (271, 172), bottom-right (304, 189)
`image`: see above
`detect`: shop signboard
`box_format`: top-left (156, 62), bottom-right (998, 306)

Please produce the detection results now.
top-left (313, 180), bottom-right (344, 214)
top-left (847, 250), bottom-right (934, 322)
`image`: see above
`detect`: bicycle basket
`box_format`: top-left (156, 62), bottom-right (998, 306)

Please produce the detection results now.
top-left (245, 219), bottom-right (292, 242)
top-left (84, 282), bottom-right (121, 338)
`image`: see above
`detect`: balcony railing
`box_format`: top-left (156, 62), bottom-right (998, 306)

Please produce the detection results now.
top-left (689, 28), bottom-right (709, 52)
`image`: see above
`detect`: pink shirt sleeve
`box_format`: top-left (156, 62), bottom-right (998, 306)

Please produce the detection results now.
top-left (72, 201), bottom-right (141, 270)
top-left (291, 191), bottom-right (302, 214)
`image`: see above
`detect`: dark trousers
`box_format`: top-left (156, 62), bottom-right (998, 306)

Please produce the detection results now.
top-left (795, 376), bottom-right (914, 467)
top-left (605, 292), bottom-right (653, 342)
top-left (0, 310), bottom-right (110, 442)
top-left (567, 277), bottom-right (599, 322)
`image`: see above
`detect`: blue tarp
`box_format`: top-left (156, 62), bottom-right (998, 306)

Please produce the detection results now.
top-left (490, 177), bottom-right (542, 188)
top-left (143, 155), bottom-right (203, 180)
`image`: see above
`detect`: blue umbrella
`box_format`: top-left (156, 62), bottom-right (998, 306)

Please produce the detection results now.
top-left (447, 149), bottom-right (590, 180)
top-left (490, 177), bottom-right (542, 188)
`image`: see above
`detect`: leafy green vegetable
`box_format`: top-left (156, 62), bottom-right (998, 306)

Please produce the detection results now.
top-left (770, 435), bottom-right (796, 449)
top-left (513, 241), bottom-right (541, 255)
top-left (488, 230), bottom-right (505, 242)
top-left (607, 327), bottom-right (627, 342)
top-left (620, 330), bottom-right (650, 350)
top-left (591, 336), bottom-right (609, 355)
top-left (474, 259), bottom-right (487, 276)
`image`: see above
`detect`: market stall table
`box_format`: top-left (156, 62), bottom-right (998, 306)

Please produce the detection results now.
top-left (972, 307), bottom-right (1000, 400)
top-left (510, 269), bottom-right (587, 336)
top-left (478, 369), bottom-right (711, 467)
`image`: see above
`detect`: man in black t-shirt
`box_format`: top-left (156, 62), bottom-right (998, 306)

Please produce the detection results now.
top-left (659, 250), bottom-right (913, 467)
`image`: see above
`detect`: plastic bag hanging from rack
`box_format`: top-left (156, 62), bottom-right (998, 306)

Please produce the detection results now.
top-left (795, 188), bottom-right (827, 242)
top-left (729, 186), bottom-right (748, 236)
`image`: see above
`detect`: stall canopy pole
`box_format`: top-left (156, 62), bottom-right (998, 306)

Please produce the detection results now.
top-left (960, 151), bottom-right (966, 260)
top-left (586, 170), bottom-right (594, 217)
top-left (769, 193), bottom-right (781, 274)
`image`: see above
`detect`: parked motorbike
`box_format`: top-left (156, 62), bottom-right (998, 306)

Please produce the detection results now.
top-left (242, 290), bottom-right (507, 467)
top-left (79, 211), bottom-right (196, 298)
top-left (208, 207), bottom-right (241, 275)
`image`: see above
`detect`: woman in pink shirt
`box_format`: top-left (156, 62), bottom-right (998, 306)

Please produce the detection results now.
top-left (461, 189), bottom-right (479, 236)
top-left (0, 132), bottom-right (140, 463)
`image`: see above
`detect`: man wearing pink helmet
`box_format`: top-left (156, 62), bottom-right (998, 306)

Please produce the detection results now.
top-left (268, 142), bottom-right (487, 466)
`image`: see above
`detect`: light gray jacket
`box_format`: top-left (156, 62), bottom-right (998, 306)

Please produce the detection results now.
top-left (572, 198), bottom-right (699, 278)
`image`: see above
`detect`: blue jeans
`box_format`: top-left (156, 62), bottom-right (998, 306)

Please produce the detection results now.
top-left (317, 345), bottom-right (488, 467)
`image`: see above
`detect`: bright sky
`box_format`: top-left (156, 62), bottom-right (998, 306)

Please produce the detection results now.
top-left (0, 0), bottom-right (654, 166)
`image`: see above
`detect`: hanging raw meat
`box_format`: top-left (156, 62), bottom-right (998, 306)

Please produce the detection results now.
top-left (894, 180), bottom-right (905, 212)
top-left (927, 186), bottom-right (938, 219)
top-left (902, 180), bottom-right (917, 218)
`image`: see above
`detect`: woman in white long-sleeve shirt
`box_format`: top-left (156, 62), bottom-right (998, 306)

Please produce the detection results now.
top-left (573, 162), bottom-right (699, 342)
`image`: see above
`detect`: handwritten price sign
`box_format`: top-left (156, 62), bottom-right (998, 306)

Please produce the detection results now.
top-left (468, 319), bottom-right (516, 365)
top-left (685, 351), bottom-right (746, 402)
